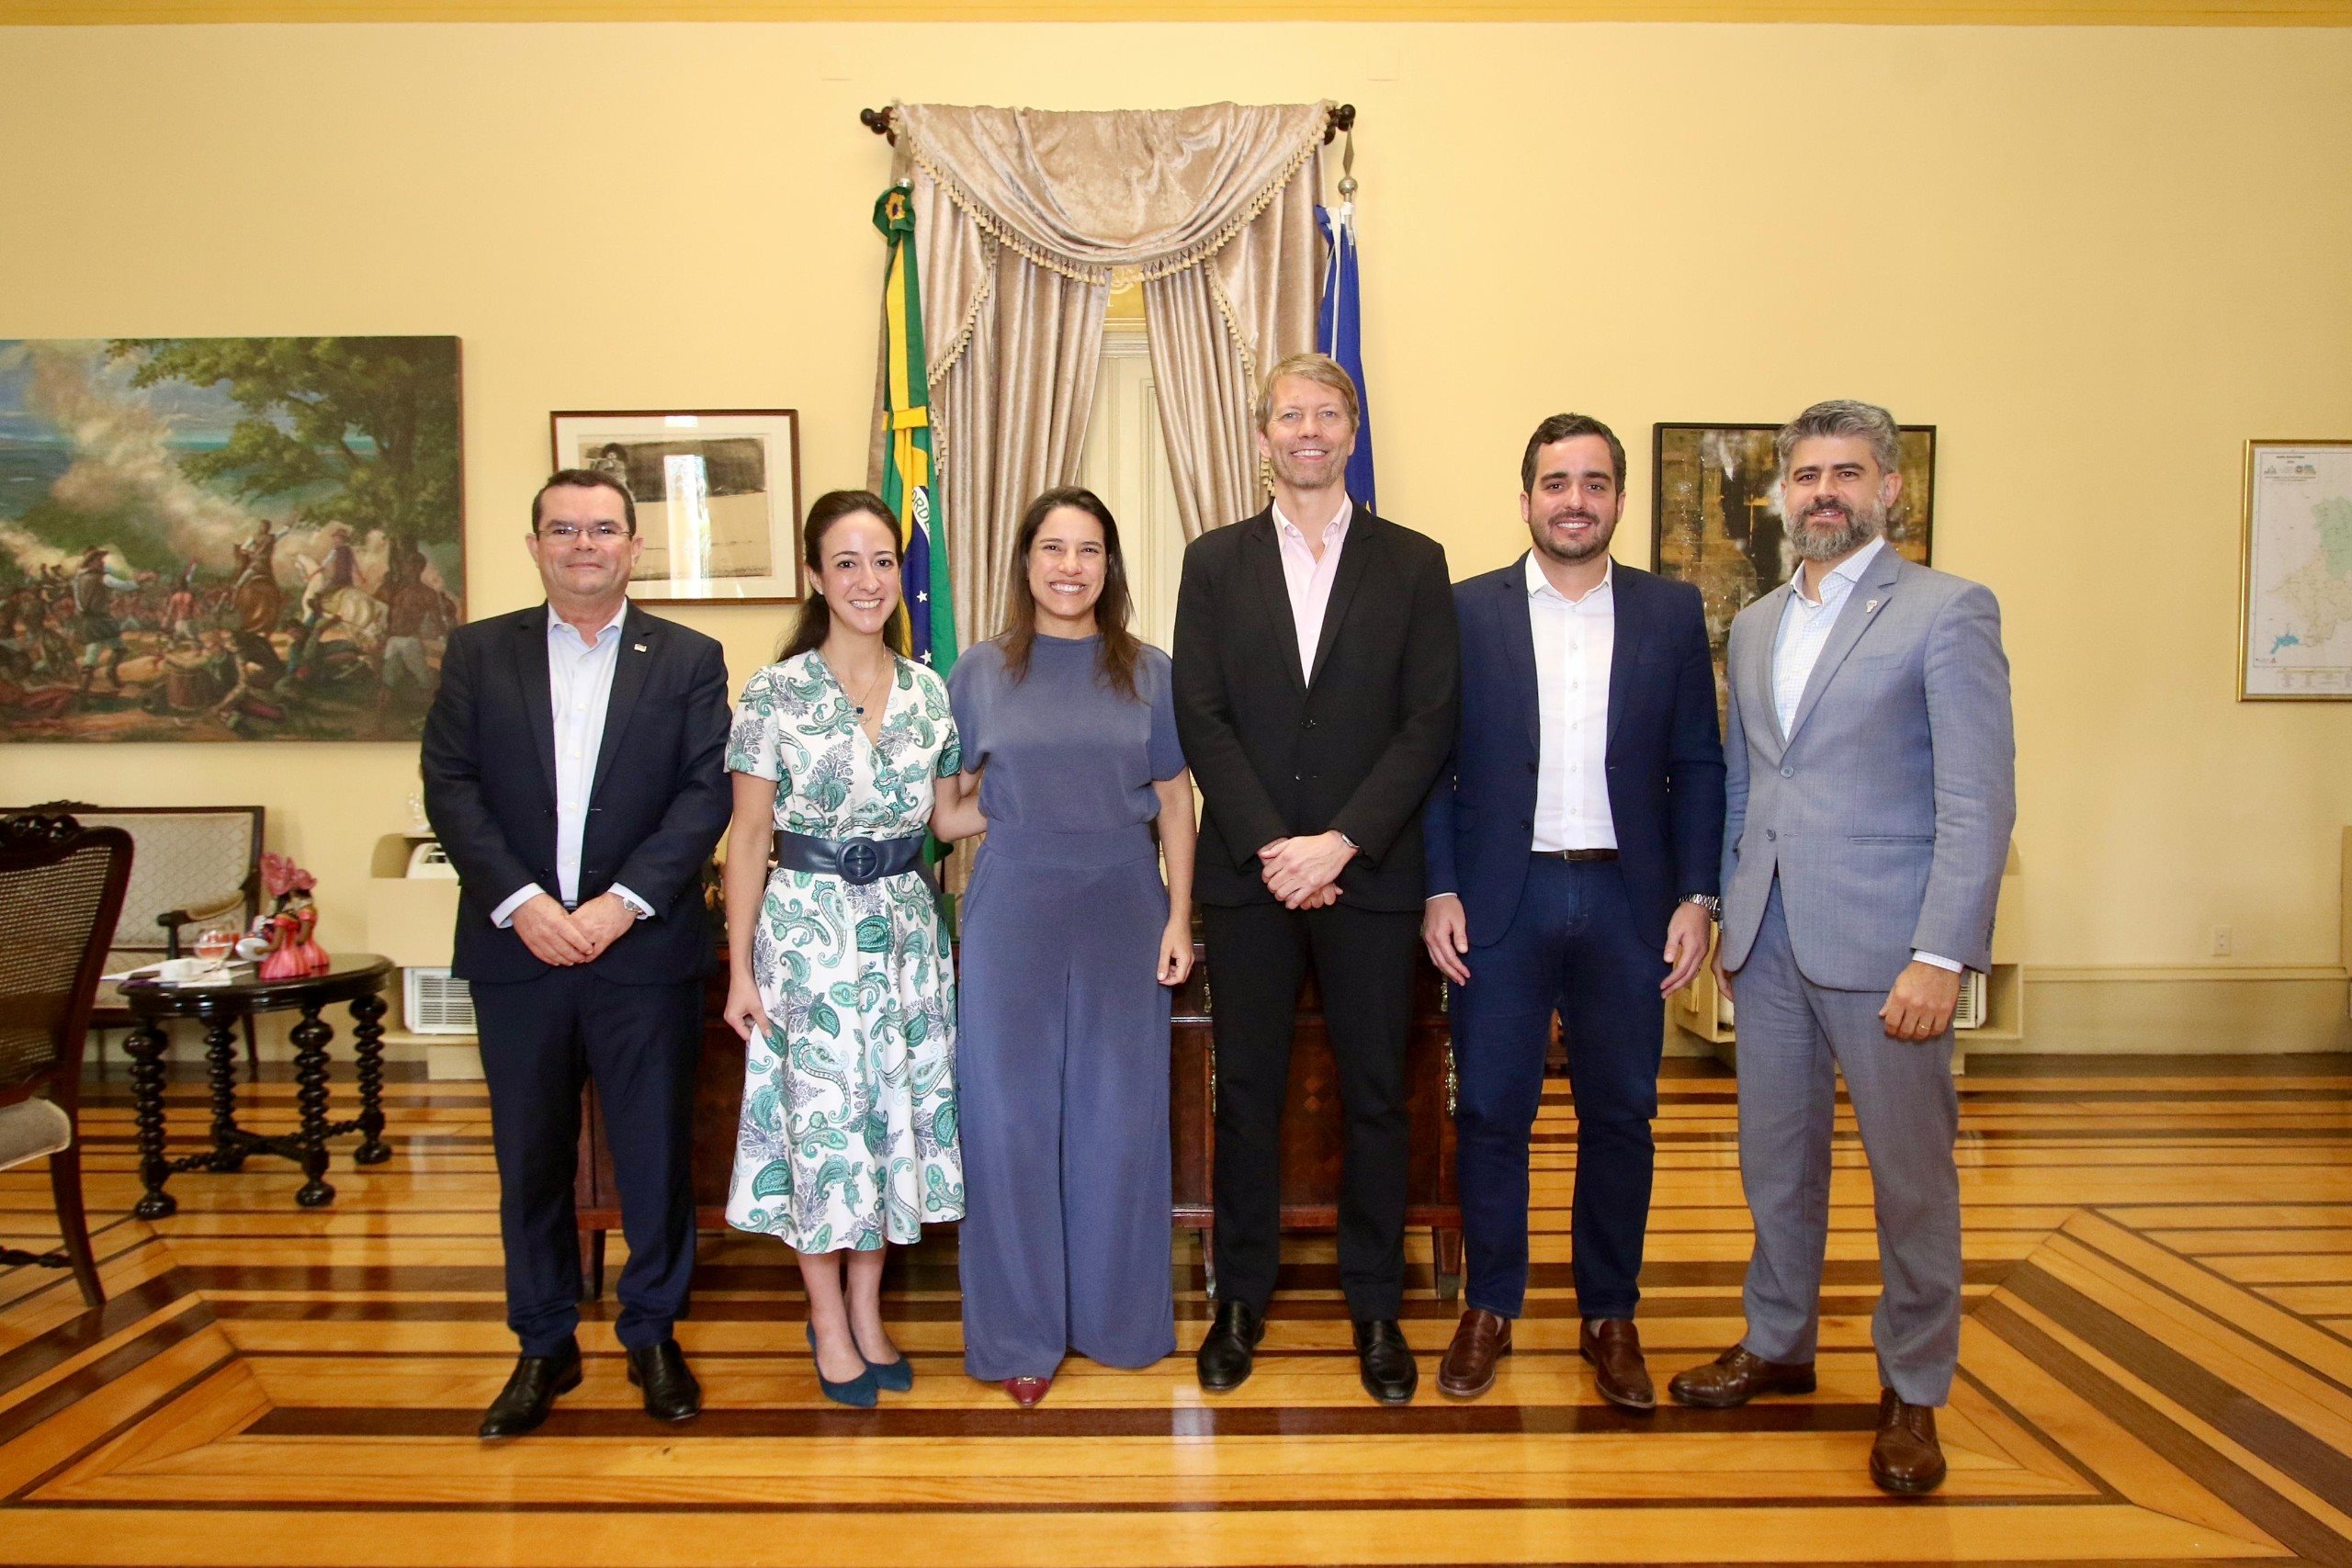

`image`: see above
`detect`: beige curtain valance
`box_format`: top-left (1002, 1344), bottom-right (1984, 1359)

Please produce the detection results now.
top-left (896, 100), bottom-right (1325, 285)
top-left (876, 101), bottom-right (1327, 646)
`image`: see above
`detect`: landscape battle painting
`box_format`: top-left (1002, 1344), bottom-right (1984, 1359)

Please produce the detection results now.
top-left (0, 336), bottom-right (463, 742)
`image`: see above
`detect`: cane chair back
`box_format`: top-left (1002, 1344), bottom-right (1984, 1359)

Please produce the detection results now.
top-left (6, 804), bottom-right (261, 1019)
top-left (0, 813), bottom-right (130, 1307)
top-left (19, 804), bottom-right (260, 957)
top-left (0, 814), bottom-right (132, 1106)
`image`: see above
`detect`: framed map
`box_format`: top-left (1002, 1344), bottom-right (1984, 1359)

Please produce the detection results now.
top-left (2241, 440), bottom-right (2352, 700)
top-left (1651, 423), bottom-right (1936, 716)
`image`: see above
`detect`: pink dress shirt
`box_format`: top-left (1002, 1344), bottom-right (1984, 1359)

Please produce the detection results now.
top-left (1272, 495), bottom-right (1354, 682)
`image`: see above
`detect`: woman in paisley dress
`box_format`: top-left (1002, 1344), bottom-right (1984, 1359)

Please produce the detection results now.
top-left (721, 490), bottom-right (962, 1408)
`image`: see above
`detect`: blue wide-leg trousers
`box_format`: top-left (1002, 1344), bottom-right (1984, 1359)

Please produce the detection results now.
top-left (956, 825), bottom-right (1177, 1381)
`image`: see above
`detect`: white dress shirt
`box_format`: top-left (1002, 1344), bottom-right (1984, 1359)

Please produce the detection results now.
top-left (1272, 495), bottom-right (1353, 682)
top-left (1526, 554), bottom-right (1617, 852)
top-left (1770, 536), bottom-right (1959, 974)
top-left (490, 602), bottom-right (652, 929)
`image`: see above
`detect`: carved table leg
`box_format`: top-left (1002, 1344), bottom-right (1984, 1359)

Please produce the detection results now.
top-left (201, 1005), bottom-right (246, 1172)
top-left (126, 1022), bottom-right (176, 1220)
top-left (290, 1004), bottom-right (336, 1208)
top-left (349, 989), bottom-right (391, 1166)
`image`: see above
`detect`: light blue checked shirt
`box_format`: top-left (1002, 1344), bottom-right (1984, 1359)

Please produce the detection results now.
top-left (489, 601), bottom-right (652, 929)
top-left (1770, 536), bottom-right (1959, 975)
top-left (1770, 535), bottom-right (1883, 738)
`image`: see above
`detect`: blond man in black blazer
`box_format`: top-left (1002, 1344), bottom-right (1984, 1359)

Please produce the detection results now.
top-left (1171, 354), bottom-right (1459, 1405)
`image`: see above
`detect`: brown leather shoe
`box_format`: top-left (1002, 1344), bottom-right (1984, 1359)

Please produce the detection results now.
top-left (1666, 1344), bottom-right (1818, 1408)
top-left (1435, 1308), bottom-right (1512, 1399)
top-left (1578, 1318), bottom-right (1656, 1412)
top-left (1869, 1389), bottom-right (1947, 1495)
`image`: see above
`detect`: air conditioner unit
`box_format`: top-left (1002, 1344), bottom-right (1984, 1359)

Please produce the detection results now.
top-left (1951, 969), bottom-right (1988, 1031)
top-left (403, 966), bottom-right (476, 1035)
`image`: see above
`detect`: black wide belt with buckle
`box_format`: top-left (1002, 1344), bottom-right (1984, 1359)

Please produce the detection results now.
top-left (1541, 848), bottom-right (1619, 863)
top-left (774, 830), bottom-right (928, 886)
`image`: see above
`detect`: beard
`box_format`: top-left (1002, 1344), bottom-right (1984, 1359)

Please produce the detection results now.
top-left (1530, 507), bottom-right (1616, 563)
top-left (1787, 496), bottom-right (1883, 561)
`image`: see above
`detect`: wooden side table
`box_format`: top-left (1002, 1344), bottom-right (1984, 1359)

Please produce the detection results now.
top-left (119, 953), bottom-right (394, 1216)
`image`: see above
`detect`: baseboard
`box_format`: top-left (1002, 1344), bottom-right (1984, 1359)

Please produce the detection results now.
top-left (1979, 965), bottom-right (2352, 1055)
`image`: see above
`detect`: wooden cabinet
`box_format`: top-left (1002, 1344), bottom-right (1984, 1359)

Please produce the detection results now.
top-left (572, 964), bottom-right (741, 1294)
top-left (1169, 940), bottom-right (1462, 1300)
top-left (577, 942), bottom-right (1464, 1302)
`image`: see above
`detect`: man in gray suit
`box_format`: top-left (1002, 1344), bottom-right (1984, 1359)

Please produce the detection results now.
top-left (1667, 400), bottom-right (2014, 1496)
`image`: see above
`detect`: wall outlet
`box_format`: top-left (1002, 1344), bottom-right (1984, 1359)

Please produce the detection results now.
top-left (2211, 925), bottom-right (2233, 957)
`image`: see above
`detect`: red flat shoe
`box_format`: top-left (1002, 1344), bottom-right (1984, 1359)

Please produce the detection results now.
top-left (1003, 1376), bottom-right (1051, 1407)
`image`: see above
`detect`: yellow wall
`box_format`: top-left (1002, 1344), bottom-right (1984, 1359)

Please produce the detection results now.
top-left (4, 21), bottom-right (2349, 988)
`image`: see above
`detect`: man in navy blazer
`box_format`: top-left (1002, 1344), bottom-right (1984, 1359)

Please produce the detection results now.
top-left (423, 469), bottom-right (730, 1438)
top-left (1423, 415), bottom-right (1724, 1409)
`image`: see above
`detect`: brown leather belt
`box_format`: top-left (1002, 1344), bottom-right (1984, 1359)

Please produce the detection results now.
top-left (1538, 848), bottom-right (1618, 863)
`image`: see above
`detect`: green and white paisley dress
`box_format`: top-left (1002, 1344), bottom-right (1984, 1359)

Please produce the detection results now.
top-left (725, 650), bottom-right (964, 1253)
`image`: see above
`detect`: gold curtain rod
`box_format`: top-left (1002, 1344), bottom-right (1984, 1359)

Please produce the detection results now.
top-left (859, 102), bottom-right (1355, 144)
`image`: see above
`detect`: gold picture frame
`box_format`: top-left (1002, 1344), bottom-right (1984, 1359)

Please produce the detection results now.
top-left (2239, 439), bottom-right (2352, 701)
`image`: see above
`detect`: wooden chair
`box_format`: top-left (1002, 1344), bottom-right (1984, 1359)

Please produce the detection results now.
top-left (0, 813), bottom-right (132, 1308)
top-left (12, 802), bottom-right (264, 1074)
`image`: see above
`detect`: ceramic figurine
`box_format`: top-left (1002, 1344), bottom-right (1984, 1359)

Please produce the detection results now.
top-left (256, 909), bottom-right (305, 981)
top-left (289, 895), bottom-right (330, 976)
top-left (256, 852), bottom-right (329, 977)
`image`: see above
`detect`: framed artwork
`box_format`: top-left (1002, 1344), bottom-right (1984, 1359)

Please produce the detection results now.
top-left (2240, 440), bottom-right (2352, 700)
top-left (0, 337), bottom-right (464, 743)
top-left (1651, 422), bottom-right (1936, 714)
top-left (550, 410), bottom-right (803, 604)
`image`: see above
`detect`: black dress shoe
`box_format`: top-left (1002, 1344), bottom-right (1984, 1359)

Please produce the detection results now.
top-left (479, 1341), bottom-right (582, 1439)
top-left (1195, 1299), bottom-right (1265, 1393)
top-left (626, 1338), bottom-right (702, 1423)
top-left (1354, 1318), bottom-right (1418, 1405)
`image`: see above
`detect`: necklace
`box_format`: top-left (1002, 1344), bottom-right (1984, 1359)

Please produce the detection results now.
top-left (845, 657), bottom-right (891, 719)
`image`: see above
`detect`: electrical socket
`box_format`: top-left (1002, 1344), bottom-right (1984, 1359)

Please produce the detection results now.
top-left (2211, 925), bottom-right (2233, 957)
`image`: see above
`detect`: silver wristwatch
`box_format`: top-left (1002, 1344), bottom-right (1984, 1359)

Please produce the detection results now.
top-left (1680, 893), bottom-right (1722, 920)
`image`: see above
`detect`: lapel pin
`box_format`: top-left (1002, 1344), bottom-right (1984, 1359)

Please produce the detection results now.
top-left (1864, 600), bottom-right (1880, 615)
top-left (633, 643), bottom-right (648, 652)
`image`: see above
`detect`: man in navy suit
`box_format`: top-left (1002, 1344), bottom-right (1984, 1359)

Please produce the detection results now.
top-left (423, 469), bottom-right (730, 1438)
top-left (1422, 415), bottom-right (1724, 1409)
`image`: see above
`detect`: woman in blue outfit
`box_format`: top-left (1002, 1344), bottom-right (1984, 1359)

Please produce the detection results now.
top-left (932, 486), bottom-right (1195, 1407)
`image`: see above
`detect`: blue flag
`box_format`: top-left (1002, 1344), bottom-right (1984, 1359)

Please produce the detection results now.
top-left (1317, 203), bottom-right (1377, 513)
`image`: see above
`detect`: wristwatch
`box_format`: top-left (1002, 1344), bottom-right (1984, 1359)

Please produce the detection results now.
top-left (1679, 893), bottom-right (1721, 920)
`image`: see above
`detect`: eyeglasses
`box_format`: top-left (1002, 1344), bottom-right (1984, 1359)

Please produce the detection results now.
top-left (538, 523), bottom-right (629, 542)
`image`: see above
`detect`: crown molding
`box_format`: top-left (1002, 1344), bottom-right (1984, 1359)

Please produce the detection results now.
top-left (6, 1), bottom-right (2350, 26)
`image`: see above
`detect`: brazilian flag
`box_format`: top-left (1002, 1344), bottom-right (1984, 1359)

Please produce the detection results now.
top-left (875, 185), bottom-right (956, 675)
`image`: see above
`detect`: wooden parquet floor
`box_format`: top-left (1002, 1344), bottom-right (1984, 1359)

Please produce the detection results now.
top-left (3, 1052), bottom-right (2350, 1566)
